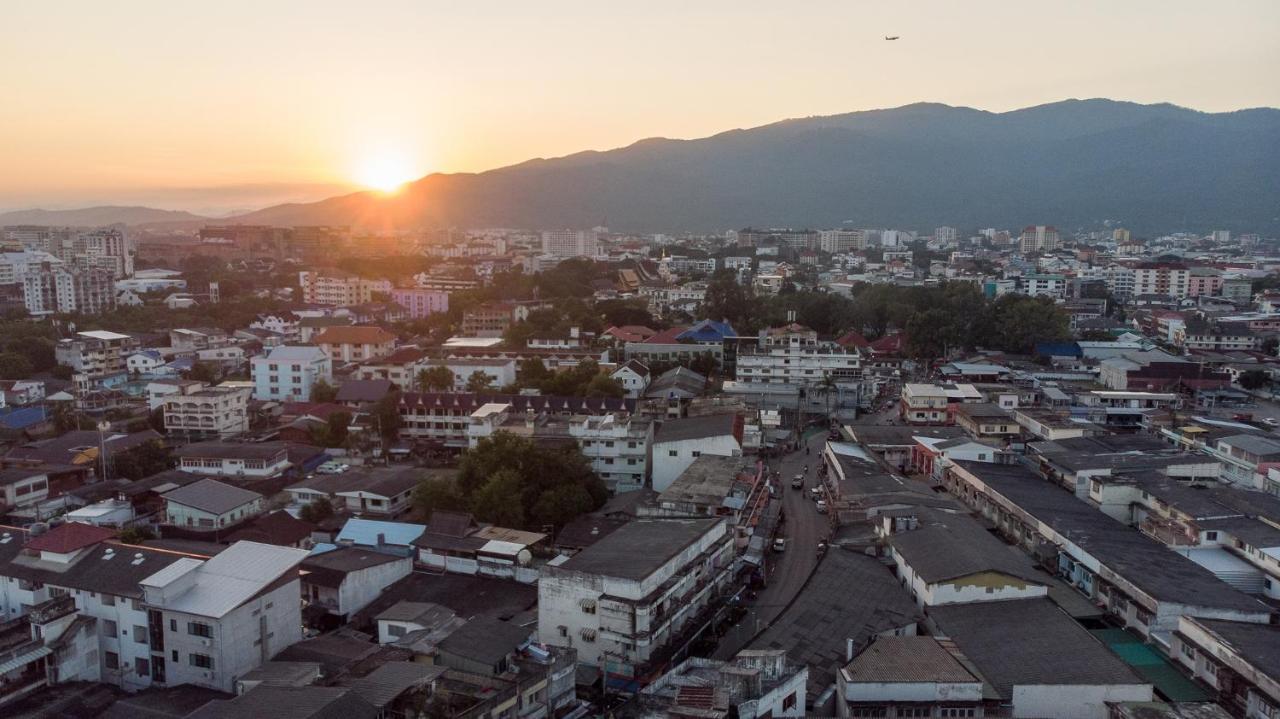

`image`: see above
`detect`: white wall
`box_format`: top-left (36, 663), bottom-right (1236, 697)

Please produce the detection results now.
top-left (337, 557), bottom-right (413, 616)
top-left (1011, 683), bottom-right (1152, 719)
top-left (652, 435), bottom-right (741, 491)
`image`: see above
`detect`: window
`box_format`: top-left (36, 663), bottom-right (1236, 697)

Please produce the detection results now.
top-left (169, 619), bottom-right (177, 632)
top-left (187, 621), bottom-right (212, 638)
top-left (668, 450), bottom-right (678, 457)
top-left (558, 626), bottom-right (568, 637)
top-left (102, 593), bottom-right (115, 606)
top-left (135, 658), bottom-right (149, 677)
top-left (848, 709), bottom-right (885, 718)
top-left (782, 692), bottom-right (797, 711)
top-left (1180, 643), bottom-right (1196, 659)
top-left (1205, 531), bottom-right (1218, 541)
top-left (897, 710), bottom-right (931, 719)
top-left (103, 620), bottom-right (118, 638)
top-left (939, 710), bottom-right (975, 719)
top-left (189, 653), bottom-right (214, 670)
top-left (105, 652), bottom-right (119, 670)
top-left (134, 625), bottom-right (148, 644)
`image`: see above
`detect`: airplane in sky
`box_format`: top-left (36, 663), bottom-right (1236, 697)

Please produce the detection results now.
top-left (885, 36), bottom-right (900, 40)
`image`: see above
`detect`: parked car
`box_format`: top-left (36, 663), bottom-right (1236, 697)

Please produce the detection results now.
top-left (815, 500), bottom-right (828, 514)
top-left (809, 487), bottom-right (823, 501)
top-left (791, 474), bottom-right (804, 489)
top-left (1264, 418), bottom-right (1278, 427)
top-left (772, 538), bottom-right (786, 552)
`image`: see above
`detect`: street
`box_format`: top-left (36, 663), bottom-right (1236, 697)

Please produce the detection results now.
top-left (712, 428), bottom-right (831, 659)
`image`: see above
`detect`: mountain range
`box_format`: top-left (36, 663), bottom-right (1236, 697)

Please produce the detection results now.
top-left (6, 99), bottom-right (1279, 235)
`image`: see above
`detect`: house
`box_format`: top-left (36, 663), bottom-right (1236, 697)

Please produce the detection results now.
top-left (332, 468), bottom-right (419, 517)
top-left (161, 478), bottom-right (264, 533)
top-left (0, 380), bottom-right (44, 406)
top-left (374, 601), bottom-right (461, 645)
top-left (224, 510), bottom-right (315, 548)
top-left (313, 326), bottom-right (397, 364)
top-left (538, 518), bottom-right (734, 678)
top-left (300, 547), bottom-right (414, 623)
top-left (610, 360), bottom-right (651, 399)
top-left (0, 468), bottom-right (51, 512)
top-left (138, 541), bottom-right (311, 693)
top-left (352, 347), bottom-right (428, 390)
top-left (126, 350), bottom-right (167, 375)
top-left (651, 414), bottom-right (743, 492)
top-left (953, 402), bottom-right (1018, 440)
top-left (174, 441), bottom-right (292, 479)
top-left (251, 345), bottom-right (333, 402)
top-left (412, 511), bottom-right (546, 582)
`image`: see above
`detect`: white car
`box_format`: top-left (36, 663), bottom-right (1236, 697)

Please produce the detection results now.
top-left (816, 500), bottom-right (828, 514)
top-left (773, 538), bottom-right (786, 552)
top-left (1264, 418), bottom-right (1278, 427)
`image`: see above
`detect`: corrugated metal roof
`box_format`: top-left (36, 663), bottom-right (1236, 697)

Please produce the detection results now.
top-left (336, 518), bottom-right (425, 547)
top-left (153, 541), bottom-right (308, 618)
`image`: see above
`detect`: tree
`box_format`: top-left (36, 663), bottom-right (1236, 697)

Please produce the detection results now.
top-left (111, 440), bottom-right (172, 481)
top-left (372, 394), bottom-right (403, 441)
top-left (311, 380), bottom-right (338, 403)
top-left (186, 360), bottom-right (218, 384)
top-left (416, 366), bottom-right (455, 392)
top-left (597, 299), bottom-right (656, 329)
top-left (465, 370), bottom-right (495, 393)
top-left (470, 469), bottom-right (526, 528)
top-left (453, 432), bottom-right (606, 530)
top-left (531, 483), bottom-right (596, 529)
top-left (814, 372), bottom-right (840, 418)
top-left (1239, 369), bottom-right (1270, 391)
top-left (412, 478), bottom-right (467, 517)
top-left (117, 526), bottom-right (156, 544)
top-left (702, 269), bottom-right (758, 332)
top-left (299, 497), bottom-right (335, 524)
top-left (584, 373), bottom-right (624, 398)
top-left (310, 411), bottom-right (352, 448)
top-left (0, 352), bottom-right (34, 380)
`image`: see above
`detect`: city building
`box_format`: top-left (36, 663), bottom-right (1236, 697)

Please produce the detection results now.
top-left (23, 263), bottom-right (116, 315)
top-left (537, 518), bottom-right (734, 678)
top-left (298, 271), bottom-right (391, 305)
top-left (55, 330), bottom-right (139, 379)
top-left (313, 326), bottom-right (397, 364)
top-left (161, 478), bottom-right (265, 533)
top-left (251, 345), bottom-right (333, 402)
top-left (161, 383), bottom-right (251, 439)
top-left (541, 229), bottom-right (598, 259)
top-left (173, 441), bottom-right (292, 479)
top-left (389, 287), bottom-right (448, 319)
top-left (651, 414), bottom-right (743, 492)
top-left (1018, 225), bottom-right (1060, 254)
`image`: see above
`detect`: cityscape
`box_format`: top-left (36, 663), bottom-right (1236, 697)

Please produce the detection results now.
top-left (1, 3), bottom-right (1279, 719)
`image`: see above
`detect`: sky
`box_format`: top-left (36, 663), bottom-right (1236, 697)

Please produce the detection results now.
top-left (2, 0), bottom-right (1278, 213)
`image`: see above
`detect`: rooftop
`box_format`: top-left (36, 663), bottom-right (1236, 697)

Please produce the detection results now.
top-left (842, 636), bottom-right (980, 685)
top-left (143, 540), bottom-right (309, 618)
top-left (654, 413), bottom-right (738, 444)
top-left (162, 478), bottom-right (262, 515)
top-left (557, 518), bottom-right (724, 581)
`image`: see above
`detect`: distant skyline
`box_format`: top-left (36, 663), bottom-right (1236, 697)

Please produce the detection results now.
top-left (3, 1), bottom-right (1278, 213)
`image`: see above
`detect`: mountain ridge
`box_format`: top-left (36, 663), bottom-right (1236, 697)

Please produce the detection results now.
top-left (7, 99), bottom-right (1279, 234)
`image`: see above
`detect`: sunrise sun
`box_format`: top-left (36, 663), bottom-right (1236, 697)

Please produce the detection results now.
top-left (355, 152), bottom-right (418, 192)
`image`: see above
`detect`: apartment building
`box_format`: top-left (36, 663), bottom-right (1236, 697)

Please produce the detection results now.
top-left (162, 384), bottom-right (250, 439)
top-left (1171, 617), bottom-right (1280, 718)
top-left (1019, 273), bottom-right (1066, 298)
top-left (298, 271), bottom-right (391, 305)
top-left (23, 264), bottom-right (116, 315)
top-left (389, 287), bottom-right (449, 319)
top-left (651, 414), bottom-right (743, 492)
top-left (1133, 263), bottom-right (1191, 299)
top-left (538, 518), bottom-right (734, 678)
top-left (54, 330), bottom-right (139, 379)
top-left (461, 303), bottom-right (519, 338)
top-left (251, 345), bottom-right (333, 401)
top-left (138, 541), bottom-right (309, 692)
top-left (899, 384), bottom-right (949, 424)
top-left (468, 404), bottom-right (654, 492)
top-left (541, 229), bottom-right (598, 259)
top-left (313, 326), bottom-right (397, 364)
top-left (1018, 225), bottom-right (1060, 254)
top-left (397, 392), bottom-right (636, 448)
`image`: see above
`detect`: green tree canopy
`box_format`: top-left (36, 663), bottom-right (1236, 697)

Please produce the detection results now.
top-left (416, 366), bottom-right (455, 392)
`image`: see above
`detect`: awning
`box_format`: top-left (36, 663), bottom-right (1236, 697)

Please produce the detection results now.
top-left (0, 646), bottom-right (50, 675)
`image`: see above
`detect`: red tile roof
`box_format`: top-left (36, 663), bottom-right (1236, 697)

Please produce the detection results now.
top-left (869, 332), bottom-right (907, 354)
top-left (836, 331), bottom-right (870, 348)
top-left (643, 326), bottom-right (689, 345)
top-left (604, 325), bottom-right (657, 343)
top-left (25, 522), bottom-right (116, 554)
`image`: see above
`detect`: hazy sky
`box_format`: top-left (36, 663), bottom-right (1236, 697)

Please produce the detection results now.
top-left (3, 0), bottom-right (1278, 211)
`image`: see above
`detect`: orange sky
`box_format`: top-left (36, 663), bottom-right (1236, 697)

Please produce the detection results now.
top-left (2, 1), bottom-right (1278, 212)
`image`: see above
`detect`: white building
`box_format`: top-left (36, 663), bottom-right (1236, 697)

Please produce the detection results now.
top-left (1019, 225), bottom-right (1060, 254)
top-left (174, 442), bottom-right (292, 479)
top-left (251, 345), bottom-right (332, 402)
top-left (541, 230), bottom-right (598, 259)
top-left (819, 230), bottom-right (866, 253)
top-left (138, 541), bottom-right (309, 693)
top-left (162, 384), bottom-right (250, 439)
top-left (651, 414), bottom-right (742, 492)
top-left (162, 479), bottom-right (264, 532)
top-left (538, 518), bottom-right (734, 673)
top-left (22, 263), bottom-right (116, 315)
top-left (300, 548), bottom-right (414, 621)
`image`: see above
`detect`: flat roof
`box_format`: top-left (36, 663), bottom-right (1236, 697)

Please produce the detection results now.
top-left (557, 518), bottom-right (723, 581)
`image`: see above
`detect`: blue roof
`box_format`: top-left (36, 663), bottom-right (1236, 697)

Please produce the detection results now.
top-left (1035, 342), bottom-right (1082, 358)
top-left (677, 319), bottom-right (737, 342)
top-left (131, 349), bottom-right (164, 361)
top-left (335, 518), bottom-right (426, 547)
top-left (0, 406), bottom-right (48, 430)
top-left (165, 357), bottom-right (195, 370)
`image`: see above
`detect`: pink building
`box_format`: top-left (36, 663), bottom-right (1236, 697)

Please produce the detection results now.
top-left (1186, 268), bottom-right (1224, 297)
top-left (390, 288), bottom-right (449, 319)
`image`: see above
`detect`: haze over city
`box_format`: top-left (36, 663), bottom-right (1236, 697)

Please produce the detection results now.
top-left (3, 0), bottom-right (1279, 212)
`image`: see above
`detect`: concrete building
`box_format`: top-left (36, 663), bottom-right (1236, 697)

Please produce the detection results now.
top-left (541, 229), bottom-right (598, 259)
top-left (161, 478), bottom-right (264, 533)
top-left (641, 650), bottom-right (807, 719)
top-left (55, 330), bottom-right (139, 379)
top-left (251, 345), bottom-right (333, 402)
top-left (1019, 225), bottom-right (1060, 254)
top-left (538, 518), bottom-right (734, 679)
top-left (837, 636), bottom-right (984, 718)
top-left (138, 541), bottom-right (309, 693)
top-left (300, 548), bottom-right (414, 622)
top-left (162, 384), bottom-right (250, 439)
top-left (389, 287), bottom-right (449, 319)
top-left (313, 326), bottom-right (397, 364)
top-left (174, 441), bottom-right (292, 479)
top-left (651, 414), bottom-right (743, 492)
top-left (298, 271), bottom-right (391, 305)
top-left (22, 263), bottom-right (116, 315)
top-left (1172, 617), bottom-right (1279, 719)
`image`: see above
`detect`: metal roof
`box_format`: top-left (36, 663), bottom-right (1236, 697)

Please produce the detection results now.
top-left (146, 541), bottom-right (308, 618)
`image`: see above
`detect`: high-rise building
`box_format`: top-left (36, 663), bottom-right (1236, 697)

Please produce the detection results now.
top-left (819, 230), bottom-right (866, 253)
top-left (1019, 225), bottom-right (1060, 254)
top-left (934, 226), bottom-right (958, 244)
top-left (22, 262), bottom-right (116, 315)
top-left (297, 271), bottom-right (392, 305)
top-left (74, 227), bottom-right (133, 278)
top-left (1112, 228), bottom-right (1131, 243)
top-left (540, 229), bottom-right (598, 258)
top-left (1211, 230), bottom-right (1231, 244)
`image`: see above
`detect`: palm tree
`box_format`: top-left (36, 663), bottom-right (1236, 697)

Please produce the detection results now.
top-left (816, 372), bottom-right (840, 421)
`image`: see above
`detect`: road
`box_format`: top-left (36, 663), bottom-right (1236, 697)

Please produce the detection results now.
top-left (713, 428), bottom-right (831, 659)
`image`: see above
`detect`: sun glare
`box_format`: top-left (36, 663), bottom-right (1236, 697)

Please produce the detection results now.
top-left (356, 152), bottom-right (418, 192)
